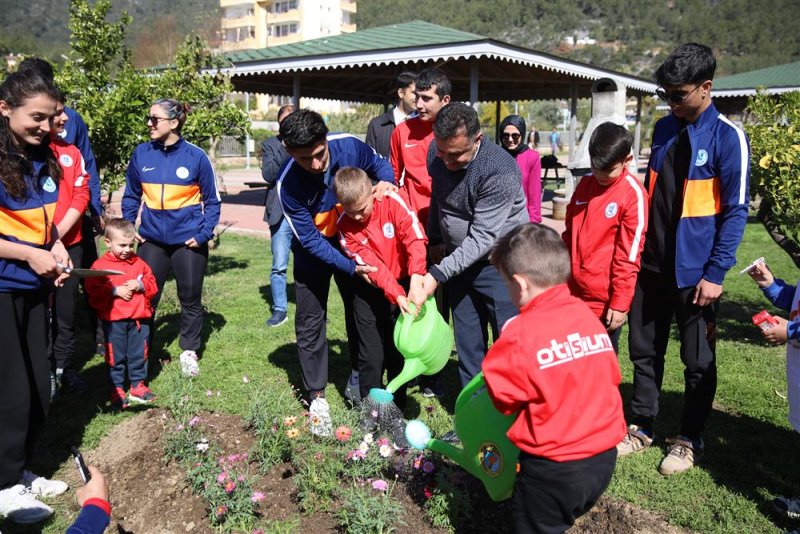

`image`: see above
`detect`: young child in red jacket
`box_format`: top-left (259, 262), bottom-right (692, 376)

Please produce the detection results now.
top-left (336, 167), bottom-right (428, 408)
top-left (562, 122), bottom-right (648, 353)
top-left (483, 223), bottom-right (626, 533)
top-left (84, 219), bottom-right (158, 409)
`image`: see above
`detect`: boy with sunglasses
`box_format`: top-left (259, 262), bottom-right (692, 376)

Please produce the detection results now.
top-left (618, 43), bottom-right (750, 475)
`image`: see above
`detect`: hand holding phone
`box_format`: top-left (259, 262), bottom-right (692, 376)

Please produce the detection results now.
top-left (70, 446), bottom-right (92, 483)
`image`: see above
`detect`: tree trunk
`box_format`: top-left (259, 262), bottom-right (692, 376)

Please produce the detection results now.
top-left (208, 137), bottom-right (227, 195)
top-left (757, 198), bottom-right (800, 268)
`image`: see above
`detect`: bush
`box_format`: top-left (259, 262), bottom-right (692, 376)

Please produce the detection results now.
top-left (746, 89), bottom-right (800, 265)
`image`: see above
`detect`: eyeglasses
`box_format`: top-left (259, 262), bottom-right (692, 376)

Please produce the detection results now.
top-left (146, 115), bottom-right (172, 125)
top-left (501, 133), bottom-right (521, 141)
top-left (656, 84), bottom-right (702, 104)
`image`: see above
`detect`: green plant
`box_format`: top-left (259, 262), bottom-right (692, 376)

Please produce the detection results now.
top-left (746, 89), bottom-right (800, 266)
top-left (292, 443), bottom-right (345, 513)
top-left (422, 464), bottom-right (473, 532)
top-left (245, 382), bottom-right (306, 469)
top-left (337, 480), bottom-right (406, 534)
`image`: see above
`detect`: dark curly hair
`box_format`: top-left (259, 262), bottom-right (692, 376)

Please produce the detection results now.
top-left (280, 109), bottom-right (328, 149)
top-left (0, 70), bottom-right (62, 200)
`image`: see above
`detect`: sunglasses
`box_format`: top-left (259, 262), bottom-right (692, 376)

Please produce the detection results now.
top-left (146, 115), bottom-right (172, 125)
top-left (656, 84), bottom-right (702, 104)
top-left (501, 133), bottom-right (521, 141)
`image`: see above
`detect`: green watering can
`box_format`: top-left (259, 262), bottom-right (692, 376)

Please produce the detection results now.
top-left (384, 297), bottom-right (452, 394)
top-left (405, 372), bottom-right (520, 502)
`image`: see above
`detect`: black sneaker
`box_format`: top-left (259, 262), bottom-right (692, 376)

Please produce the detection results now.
top-left (422, 377), bottom-right (444, 398)
top-left (266, 310), bottom-right (288, 327)
top-left (773, 496), bottom-right (800, 521)
top-left (59, 368), bottom-right (89, 395)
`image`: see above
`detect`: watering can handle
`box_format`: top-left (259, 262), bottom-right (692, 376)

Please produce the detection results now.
top-left (399, 297), bottom-right (430, 339)
top-left (455, 371), bottom-right (488, 413)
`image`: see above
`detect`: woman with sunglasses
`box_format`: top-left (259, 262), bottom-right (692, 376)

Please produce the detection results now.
top-left (500, 115), bottom-right (542, 223)
top-left (122, 98), bottom-right (220, 377)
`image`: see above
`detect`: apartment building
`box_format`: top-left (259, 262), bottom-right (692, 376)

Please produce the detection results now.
top-left (220, 0), bottom-right (356, 52)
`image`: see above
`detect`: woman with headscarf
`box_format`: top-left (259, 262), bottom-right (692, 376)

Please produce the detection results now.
top-left (500, 115), bottom-right (542, 223)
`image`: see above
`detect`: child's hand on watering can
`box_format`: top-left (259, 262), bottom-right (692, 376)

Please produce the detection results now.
top-left (396, 295), bottom-right (413, 316)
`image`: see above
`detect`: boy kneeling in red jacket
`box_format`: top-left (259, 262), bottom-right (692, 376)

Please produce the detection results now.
top-left (483, 224), bottom-right (626, 533)
top-left (85, 219), bottom-right (158, 409)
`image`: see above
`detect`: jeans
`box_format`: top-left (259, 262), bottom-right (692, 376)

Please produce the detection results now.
top-left (449, 260), bottom-right (518, 387)
top-left (103, 320), bottom-right (149, 389)
top-left (269, 218), bottom-right (292, 313)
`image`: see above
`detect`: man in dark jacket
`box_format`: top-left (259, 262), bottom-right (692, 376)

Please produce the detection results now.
top-left (365, 71), bottom-right (417, 158)
top-left (408, 103), bottom-right (528, 388)
top-left (261, 104), bottom-right (294, 327)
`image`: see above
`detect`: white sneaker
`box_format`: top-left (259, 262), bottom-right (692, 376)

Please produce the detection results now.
top-left (0, 484), bottom-right (53, 524)
top-left (179, 350), bottom-right (200, 377)
top-left (19, 470), bottom-right (68, 497)
top-left (308, 397), bottom-right (332, 437)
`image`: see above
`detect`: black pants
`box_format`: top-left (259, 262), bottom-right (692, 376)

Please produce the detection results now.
top-left (80, 215), bottom-right (104, 345)
top-left (513, 447), bottom-right (616, 534)
top-left (352, 278), bottom-right (407, 409)
top-left (294, 265), bottom-right (359, 394)
top-left (138, 241), bottom-right (208, 352)
top-left (51, 243), bottom-right (83, 370)
top-left (0, 290), bottom-right (50, 488)
top-left (627, 268), bottom-right (718, 439)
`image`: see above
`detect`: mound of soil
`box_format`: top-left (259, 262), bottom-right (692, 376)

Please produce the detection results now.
top-left (74, 410), bottom-right (686, 533)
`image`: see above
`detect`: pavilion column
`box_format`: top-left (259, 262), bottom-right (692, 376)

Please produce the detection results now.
top-left (469, 59), bottom-right (479, 109)
top-left (292, 75), bottom-right (300, 109)
top-left (495, 101), bottom-right (501, 142)
top-left (634, 95), bottom-right (643, 161)
top-left (568, 81), bottom-right (578, 164)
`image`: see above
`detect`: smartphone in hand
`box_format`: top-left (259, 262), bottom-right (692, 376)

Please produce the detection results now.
top-left (70, 446), bottom-right (92, 483)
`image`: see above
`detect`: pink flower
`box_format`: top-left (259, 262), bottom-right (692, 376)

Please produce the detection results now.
top-left (227, 454), bottom-right (240, 463)
top-left (215, 504), bottom-right (228, 518)
top-left (216, 471), bottom-right (228, 484)
top-left (188, 416), bottom-right (200, 427)
top-left (175, 424), bottom-right (184, 431)
top-left (251, 491), bottom-right (266, 503)
top-left (206, 390), bottom-right (213, 397)
top-left (372, 479), bottom-right (388, 491)
top-left (376, 437), bottom-right (390, 447)
top-left (237, 474), bottom-right (246, 482)
top-left (413, 455), bottom-right (423, 470)
top-left (347, 449), bottom-right (366, 461)
top-left (335, 425), bottom-right (352, 442)
top-left (224, 480), bottom-right (237, 494)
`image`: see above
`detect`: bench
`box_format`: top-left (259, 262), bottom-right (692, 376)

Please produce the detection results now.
top-left (244, 181), bottom-right (268, 189)
top-left (541, 154), bottom-right (566, 188)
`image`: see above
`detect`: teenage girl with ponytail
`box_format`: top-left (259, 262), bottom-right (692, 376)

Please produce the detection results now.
top-left (122, 98), bottom-right (220, 377)
top-left (0, 70), bottom-right (71, 524)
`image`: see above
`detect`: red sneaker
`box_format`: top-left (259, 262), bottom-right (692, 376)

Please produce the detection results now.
top-left (110, 387), bottom-right (129, 410)
top-left (129, 382), bottom-right (156, 404)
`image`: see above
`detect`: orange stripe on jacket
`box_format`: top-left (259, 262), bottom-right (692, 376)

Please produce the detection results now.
top-left (314, 204), bottom-right (343, 238)
top-left (141, 183), bottom-right (201, 211)
top-left (681, 177), bottom-right (721, 218)
top-left (0, 203), bottom-right (56, 245)
top-left (647, 169), bottom-right (659, 200)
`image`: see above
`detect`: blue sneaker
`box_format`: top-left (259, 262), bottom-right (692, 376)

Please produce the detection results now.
top-left (344, 370), bottom-right (361, 403)
top-left (266, 310), bottom-right (288, 327)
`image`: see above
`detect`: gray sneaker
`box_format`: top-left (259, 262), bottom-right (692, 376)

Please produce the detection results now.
top-left (658, 436), bottom-right (703, 475)
top-left (616, 424), bottom-right (654, 457)
top-left (344, 370), bottom-right (361, 404)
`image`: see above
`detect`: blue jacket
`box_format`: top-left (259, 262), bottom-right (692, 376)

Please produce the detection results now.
top-left (645, 103), bottom-right (750, 288)
top-left (66, 501), bottom-right (111, 534)
top-left (0, 158), bottom-right (59, 292)
top-left (61, 107), bottom-right (102, 216)
top-left (278, 134), bottom-right (394, 274)
top-left (122, 138), bottom-right (220, 246)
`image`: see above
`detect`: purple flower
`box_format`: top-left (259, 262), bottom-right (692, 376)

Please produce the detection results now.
top-left (251, 491), bottom-right (266, 503)
top-left (422, 460), bottom-right (436, 474)
top-left (372, 479), bottom-right (388, 491)
top-left (216, 471), bottom-right (228, 484)
top-left (188, 416), bottom-right (200, 427)
top-left (206, 389), bottom-right (213, 397)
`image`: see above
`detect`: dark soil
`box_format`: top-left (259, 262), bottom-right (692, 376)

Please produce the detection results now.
top-left (73, 410), bottom-right (687, 533)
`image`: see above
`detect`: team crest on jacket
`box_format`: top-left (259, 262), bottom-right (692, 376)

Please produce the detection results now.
top-left (695, 149), bottom-right (708, 167)
top-left (176, 166), bottom-right (190, 179)
top-left (604, 202), bottom-right (618, 218)
top-left (41, 176), bottom-right (57, 193)
top-left (382, 223), bottom-right (395, 239)
top-left (59, 154), bottom-right (74, 167)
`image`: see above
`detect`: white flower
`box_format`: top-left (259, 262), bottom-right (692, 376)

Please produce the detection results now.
top-left (379, 444), bottom-right (393, 458)
top-left (363, 433), bottom-right (374, 444)
top-left (195, 438), bottom-right (209, 452)
top-left (358, 441), bottom-right (370, 453)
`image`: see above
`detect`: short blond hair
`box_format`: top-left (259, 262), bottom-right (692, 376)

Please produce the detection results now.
top-left (104, 218), bottom-right (136, 239)
top-left (333, 166), bottom-right (372, 206)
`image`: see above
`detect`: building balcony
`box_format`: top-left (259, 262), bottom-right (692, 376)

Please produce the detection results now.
top-left (341, 22), bottom-right (356, 33)
top-left (219, 37), bottom-right (259, 52)
top-left (221, 14), bottom-right (255, 29)
top-left (341, 0), bottom-right (357, 13)
top-left (267, 9), bottom-right (299, 24)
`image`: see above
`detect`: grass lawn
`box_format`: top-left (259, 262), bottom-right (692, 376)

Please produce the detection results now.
top-left (8, 219), bottom-right (800, 533)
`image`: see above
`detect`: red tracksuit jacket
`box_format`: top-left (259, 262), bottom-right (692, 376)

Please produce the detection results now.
top-left (390, 117), bottom-right (434, 229)
top-left (84, 252), bottom-right (158, 322)
top-left (338, 191), bottom-right (427, 304)
top-left (562, 170), bottom-right (648, 317)
top-left (482, 284), bottom-right (626, 461)
top-left (52, 139), bottom-right (90, 247)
